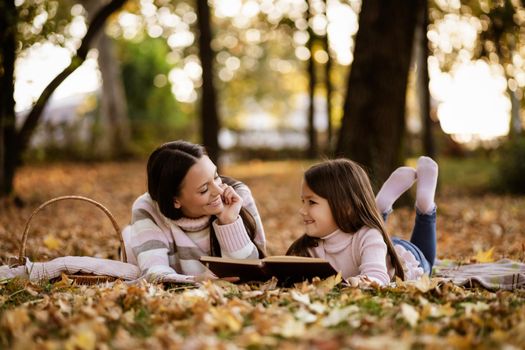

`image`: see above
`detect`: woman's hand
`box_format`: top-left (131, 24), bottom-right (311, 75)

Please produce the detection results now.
top-left (217, 184), bottom-right (243, 225)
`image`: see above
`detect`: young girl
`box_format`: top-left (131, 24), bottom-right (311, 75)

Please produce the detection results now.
top-left (286, 157), bottom-right (438, 286)
top-left (123, 140), bottom-right (266, 283)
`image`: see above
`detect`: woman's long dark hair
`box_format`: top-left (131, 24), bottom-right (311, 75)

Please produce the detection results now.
top-left (147, 140), bottom-right (264, 257)
top-left (286, 159), bottom-right (405, 280)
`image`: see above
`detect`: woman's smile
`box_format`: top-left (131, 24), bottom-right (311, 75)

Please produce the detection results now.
top-left (208, 196), bottom-right (223, 208)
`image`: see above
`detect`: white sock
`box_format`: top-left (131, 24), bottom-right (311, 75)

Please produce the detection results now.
top-left (416, 156), bottom-right (438, 214)
top-left (375, 167), bottom-right (416, 213)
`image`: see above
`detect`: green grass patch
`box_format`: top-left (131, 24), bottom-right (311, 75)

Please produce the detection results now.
top-left (433, 156), bottom-right (498, 194)
top-left (0, 278), bottom-right (42, 311)
top-left (127, 307), bottom-right (154, 338)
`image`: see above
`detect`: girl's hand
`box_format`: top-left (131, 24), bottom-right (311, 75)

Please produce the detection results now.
top-left (345, 275), bottom-right (373, 288)
top-left (217, 184), bottom-right (243, 225)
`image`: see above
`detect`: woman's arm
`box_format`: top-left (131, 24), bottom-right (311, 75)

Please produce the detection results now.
top-left (213, 179), bottom-right (267, 258)
top-left (232, 182), bottom-right (266, 254)
top-left (126, 195), bottom-right (194, 283)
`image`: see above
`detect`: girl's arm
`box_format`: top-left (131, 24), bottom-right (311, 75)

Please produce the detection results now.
top-left (357, 228), bottom-right (391, 286)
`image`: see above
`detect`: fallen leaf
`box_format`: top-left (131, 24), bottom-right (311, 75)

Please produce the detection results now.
top-left (473, 247), bottom-right (495, 263)
top-left (400, 303), bottom-right (419, 327)
top-left (44, 234), bottom-right (62, 250)
top-left (321, 305), bottom-right (359, 327)
top-left (413, 275), bottom-right (440, 293)
top-left (291, 290), bottom-right (310, 305)
top-left (65, 328), bottom-right (96, 350)
top-left (276, 316), bottom-right (306, 338)
top-left (294, 307), bottom-right (317, 323)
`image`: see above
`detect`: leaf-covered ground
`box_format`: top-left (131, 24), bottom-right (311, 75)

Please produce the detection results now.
top-left (1, 160), bottom-right (525, 349)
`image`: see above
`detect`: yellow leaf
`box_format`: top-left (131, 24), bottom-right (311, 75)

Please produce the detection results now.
top-left (65, 328), bottom-right (96, 350)
top-left (414, 274), bottom-right (440, 293)
top-left (43, 234), bottom-right (61, 250)
top-left (473, 247), bottom-right (495, 263)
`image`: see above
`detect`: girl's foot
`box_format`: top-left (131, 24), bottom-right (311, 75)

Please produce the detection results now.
top-left (415, 156), bottom-right (438, 214)
top-left (376, 167), bottom-right (416, 213)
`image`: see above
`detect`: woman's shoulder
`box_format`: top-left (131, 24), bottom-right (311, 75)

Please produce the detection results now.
top-left (132, 192), bottom-right (154, 210)
top-left (131, 193), bottom-right (166, 226)
top-left (131, 192), bottom-right (160, 221)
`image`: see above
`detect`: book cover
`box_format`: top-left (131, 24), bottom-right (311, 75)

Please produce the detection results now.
top-left (200, 255), bottom-right (338, 285)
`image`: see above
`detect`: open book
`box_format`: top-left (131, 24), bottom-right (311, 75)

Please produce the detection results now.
top-left (200, 255), bottom-right (338, 285)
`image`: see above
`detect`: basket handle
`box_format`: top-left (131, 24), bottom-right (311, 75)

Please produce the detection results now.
top-left (18, 195), bottom-right (127, 264)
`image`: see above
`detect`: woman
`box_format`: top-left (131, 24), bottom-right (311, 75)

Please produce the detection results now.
top-left (123, 140), bottom-right (266, 283)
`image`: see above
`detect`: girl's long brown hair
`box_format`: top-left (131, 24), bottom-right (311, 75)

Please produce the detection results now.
top-left (286, 159), bottom-right (405, 280)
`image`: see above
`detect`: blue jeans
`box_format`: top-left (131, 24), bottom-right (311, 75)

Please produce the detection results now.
top-left (383, 207), bottom-right (437, 275)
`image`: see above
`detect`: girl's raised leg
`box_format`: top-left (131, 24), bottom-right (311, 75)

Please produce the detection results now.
top-left (410, 157), bottom-right (438, 268)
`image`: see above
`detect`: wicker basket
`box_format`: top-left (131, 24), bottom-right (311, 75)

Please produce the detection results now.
top-left (18, 195), bottom-right (127, 285)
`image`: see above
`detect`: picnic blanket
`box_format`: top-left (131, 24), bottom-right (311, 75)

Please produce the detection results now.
top-left (433, 259), bottom-right (525, 290)
top-left (0, 256), bottom-right (197, 284)
top-left (0, 256), bottom-right (141, 282)
top-left (2, 257), bottom-right (524, 289)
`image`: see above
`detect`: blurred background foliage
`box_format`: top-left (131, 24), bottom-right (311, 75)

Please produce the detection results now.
top-left (117, 36), bottom-right (193, 154)
top-left (1, 0), bottom-right (525, 197)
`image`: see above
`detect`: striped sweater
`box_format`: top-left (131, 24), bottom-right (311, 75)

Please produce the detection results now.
top-left (123, 183), bottom-right (266, 283)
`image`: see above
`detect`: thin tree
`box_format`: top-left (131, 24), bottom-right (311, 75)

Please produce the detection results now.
top-left (416, 0), bottom-right (436, 158)
top-left (322, 0), bottom-right (333, 154)
top-left (0, 0), bottom-right (128, 198)
top-left (80, 0), bottom-right (132, 158)
top-left (0, 0), bottom-right (17, 197)
top-left (335, 0), bottom-right (423, 187)
top-left (306, 0), bottom-right (318, 159)
top-left (196, 0), bottom-right (221, 164)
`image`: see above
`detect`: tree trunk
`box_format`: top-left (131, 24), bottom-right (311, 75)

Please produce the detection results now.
top-left (508, 86), bottom-right (522, 139)
top-left (306, 0), bottom-right (318, 159)
top-left (417, 0), bottom-right (436, 158)
top-left (335, 0), bottom-right (422, 187)
top-left (0, 0), bottom-right (127, 199)
top-left (80, 0), bottom-right (131, 159)
top-left (196, 0), bottom-right (220, 164)
top-left (0, 0), bottom-right (17, 197)
top-left (322, 0), bottom-right (333, 154)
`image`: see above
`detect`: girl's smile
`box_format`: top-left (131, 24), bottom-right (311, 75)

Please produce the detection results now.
top-left (299, 181), bottom-right (338, 238)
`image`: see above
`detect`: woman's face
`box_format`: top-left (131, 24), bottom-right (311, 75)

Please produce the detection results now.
top-left (174, 156), bottom-right (224, 218)
top-left (299, 181), bottom-right (338, 238)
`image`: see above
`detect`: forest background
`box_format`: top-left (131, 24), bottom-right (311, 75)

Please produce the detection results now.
top-left (1, 0), bottom-right (525, 348)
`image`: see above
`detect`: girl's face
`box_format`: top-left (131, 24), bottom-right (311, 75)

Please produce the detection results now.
top-left (174, 156), bottom-right (224, 218)
top-left (299, 181), bottom-right (338, 238)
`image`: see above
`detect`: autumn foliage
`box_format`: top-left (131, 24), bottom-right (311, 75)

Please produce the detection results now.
top-left (1, 160), bottom-right (524, 348)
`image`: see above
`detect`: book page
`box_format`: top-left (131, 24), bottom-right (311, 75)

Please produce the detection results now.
top-left (199, 256), bottom-right (263, 266)
top-left (262, 255), bottom-right (329, 263)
